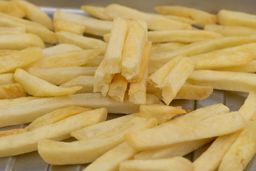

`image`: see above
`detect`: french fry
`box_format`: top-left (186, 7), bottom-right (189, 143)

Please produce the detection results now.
top-left (218, 9), bottom-right (256, 29)
top-left (54, 10), bottom-right (112, 36)
top-left (127, 112), bottom-right (244, 150)
top-left (155, 5), bottom-right (217, 25)
top-left (84, 142), bottom-right (136, 171)
top-left (0, 47), bottom-right (42, 74)
top-left (0, 26), bottom-right (26, 34)
top-left (56, 31), bottom-right (106, 51)
top-left (54, 19), bottom-right (85, 35)
top-left (119, 157), bottom-right (193, 171)
top-left (28, 67), bottom-right (96, 85)
top-left (121, 20), bottom-right (147, 80)
top-left (188, 70), bottom-right (256, 92)
top-left (205, 24), bottom-right (256, 36)
top-left (161, 58), bottom-right (194, 105)
top-left (105, 4), bottom-right (192, 30)
top-left (0, 83), bottom-right (26, 99)
top-left (0, 12), bottom-right (57, 44)
top-left (0, 93), bottom-right (159, 127)
top-left (103, 18), bottom-right (128, 74)
top-left (0, 128), bottom-right (26, 138)
top-left (0, 74), bottom-right (14, 85)
top-left (219, 60), bottom-right (256, 73)
top-left (61, 76), bottom-right (94, 93)
top-left (175, 84), bottom-right (213, 100)
top-left (134, 139), bottom-right (212, 159)
top-left (26, 106), bottom-right (89, 131)
top-left (148, 30), bottom-right (222, 43)
top-left (0, 33), bottom-right (44, 49)
top-left (164, 15), bottom-right (196, 24)
top-left (108, 74), bottom-right (128, 102)
top-left (0, 108), bottom-right (107, 157)
top-left (32, 49), bottom-right (102, 68)
top-left (14, 69), bottom-right (81, 97)
top-left (38, 116), bottom-right (156, 165)
top-left (43, 44), bottom-right (82, 57)
top-left (13, 0), bottom-right (53, 30)
top-left (81, 5), bottom-right (112, 20)
top-left (151, 42), bottom-right (187, 54)
top-left (219, 120), bottom-right (256, 171)
top-left (0, 1), bottom-right (25, 18)
top-left (191, 43), bottom-right (256, 69)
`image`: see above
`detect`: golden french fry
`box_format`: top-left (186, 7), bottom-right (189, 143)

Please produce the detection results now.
top-left (13, 0), bottom-right (53, 30)
top-left (0, 1), bottom-right (25, 18)
top-left (84, 142), bottom-right (136, 171)
top-left (0, 12), bottom-right (57, 44)
top-left (105, 4), bottom-right (192, 30)
top-left (81, 5), bottom-right (112, 20)
top-left (43, 44), bottom-right (82, 57)
top-left (54, 10), bottom-right (112, 36)
top-left (0, 73), bottom-right (14, 85)
top-left (119, 157), bottom-right (193, 171)
top-left (0, 33), bottom-right (44, 49)
top-left (218, 9), bottom-right (256, 29)
top-left (0, 108), bottom-right (107, 157)
top-left (32, 49), bottom-right (102, 68)
top-left (56, 31), bottom-right (106, 51)
top-left (108, 74), bottom-right (128, 102)
top-left (0, 47), bottom-right (42, 73)
top-left (148, 30), bottom-right (222, 43)
top-left (219, 60), bottom-right (256, 73)
top-left (161, 58), bottom-right (194, 105)
top-left (152, 42), bottom-right (187, 53)
top-left (188, 70), bottom-right (256, 92)
top-left (121, 20), bottom-right (147, 80)
top-left (0, 26), bottom-right (26, 34)
top-left (175, 84), bottom-right (213, 100)
top-left (14, 69), bottom-right (81, 97)
top-left (38, 116), bottom-right (156, 165)
top-left (155, 5), bottom-right (217, 25)
top-left (26, 106), bottom-right (89, 131)
top-left (28, 67), bottom-right (96, 85)
top-left (134, 139), bottom-right (211, 159)
top-left (0, 128), bottom-right (26, 138)
top-left (61, 76), bottom-right (94, 93)
top-left (0, 83), bottom-right (26, 99)
top-left (54, 19), bottom-right (85, 35)
top-left (205, 24), bottom-right (256, 36)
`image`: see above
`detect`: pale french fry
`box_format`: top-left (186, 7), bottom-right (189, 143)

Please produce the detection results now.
top-left (61, 76), bottom-right (94, 93)
top-left (13, 0), bottom-right (53, 30)
top-left (26, 106), bottom-right (89, 131)
top-left (0, 26), bottom-right (26, 34)
top-left (84, 142), bottom-right (136, 171)
top-left (134, 139), bottom-right (211, 159)
top-left (56, 31), bottom-right (106, 51)
top-left (54, 10), bottom-right (112, 36)
top-left (127, 111), bottom-right (244, 150)
top-left (152, 42), bottom-right (187, 54)
top-left (105, 4), bottom-right (192, 30)
top-left (54, 19), bottom-right (85, 35)
top-left (121, 20), bottom-right (147, 80)
top-left (0, 108), bottom-right (107, 157)
top-left (103, 18), bottom-right (128, 74)
top-left (38, 116), bottom-right (156, 165)
top-left (219, 60), bottom-right (256, 73)
top-left (28, 67), bottom-right (96, 85)
top-left (108, 74), bottom-right (128, 102)
top-left (0, 128), bottom-right (26, 138)
top-left (14, 69), bottom-right (81, 97)
top-left (191, 43), bottom-right (256, 69)
top-left (81, 5), bottom-right (112, 20)
top-left (0, 1), bottom-right (25, 18)
top-left (0, 74), bottom-right (14, 85)
top-left (0, 47), bottom-right (42, 73)
top-left (219, 119), bottom-right (256, 171)
top-left (0, 83), bottom-right (26, 99)
top-left (188, 70), bottom-right (256, 92)
top-left (155, 5), bottom-right (217, 25)
top-left (32, 49), bottom-right (102, 68)
top-left (150, 36), bottom-right (256, 69)
top-left (148, 30), bottom-right (222, 43)
top-left (161, 58), bottom-right (194, 105)
top-left (0, 96), bottom-right (36, 109)
top-left (0, 33), bottom-right (44, 49)
top-left (138, 104), bottom-right (186, 124)
top-left (0, 12), bottom-right (57, 44)
top-left (0, 49), bottom-right (18, 56)
top-left (43, 44), bottom-right (82, 57)
top-left (205, 24), bottom-right (256, 36)
top-left (238, 92), bottom-right (256, 121)
top-left (175, 84), bottom-right (213, 100)
top-left (218, 9), bottom-right (256, 29)
top-left (119, 157), bottom-right (193, 171)
top-left (164, 15), bottom-right (196, 24)
top-left (0, 93), bottom-right (159, 127)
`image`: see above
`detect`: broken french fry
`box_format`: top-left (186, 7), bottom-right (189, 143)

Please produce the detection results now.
top-left (108, 74), bottom-right (128, 102)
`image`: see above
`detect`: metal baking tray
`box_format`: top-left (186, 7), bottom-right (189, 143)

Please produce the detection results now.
top-left (1, 0), bottom-right (256, 170)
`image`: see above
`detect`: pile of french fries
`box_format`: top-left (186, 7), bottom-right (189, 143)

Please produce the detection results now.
top-left (0, 1), bottom-right (256, 171)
